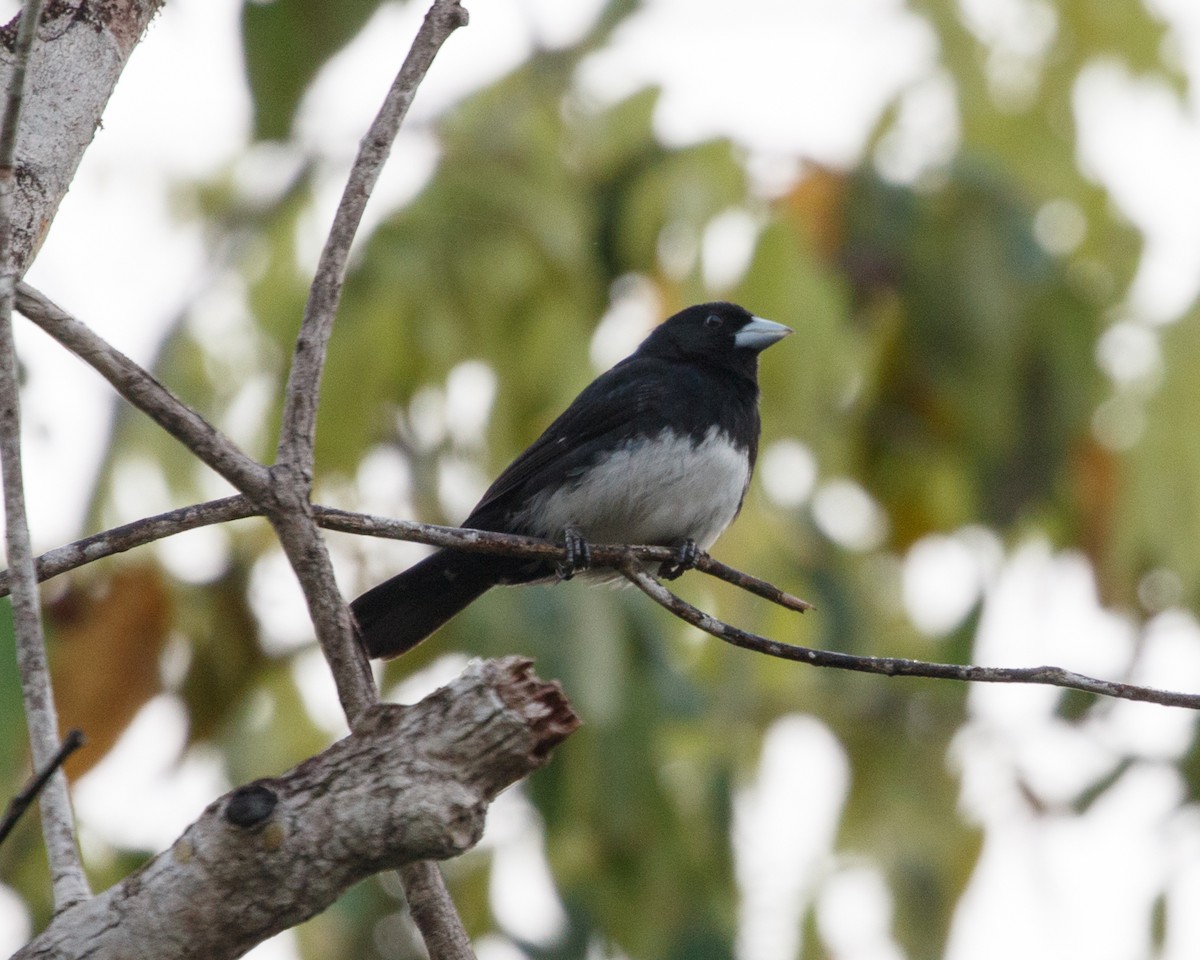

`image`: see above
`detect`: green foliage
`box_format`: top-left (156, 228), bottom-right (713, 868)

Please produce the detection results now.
top-left (843, 164), bottom-right (1100, 541)
top-left (1111, 304), bottom-right (1200, 605)
top-left (12, 0), bottom-right (1200, 957)
top-left (242, 0), bottom-right (390, 140)
top-left (0, 604), bottom-right (22, 786)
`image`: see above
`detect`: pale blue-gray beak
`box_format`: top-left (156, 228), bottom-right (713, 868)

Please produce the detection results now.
top-left (734, 316), bottom-right (793, 350)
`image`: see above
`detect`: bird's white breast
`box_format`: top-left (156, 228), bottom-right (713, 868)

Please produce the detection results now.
top-left (516, 425), bottom-right (751, 550)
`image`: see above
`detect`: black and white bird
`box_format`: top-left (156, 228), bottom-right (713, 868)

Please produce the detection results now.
top-left (352, 301), bottom-right (791, 659)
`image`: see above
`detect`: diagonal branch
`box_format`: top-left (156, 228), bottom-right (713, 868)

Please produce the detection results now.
top-left (260, 0), bottom-right (469, 727)
top-left (274, 0), bottom-right (469, 476)
top-left (0, 0), bottom-right (91, 911)
top-left (313, 506), bottom-right (814, 611)
top-left (15, 283), bottom-right (271, 499)
top-left (13, 279), bottom-right (375, 722)
top-left (0, 495), bottom-right (258, 593)
top-left (620, 560), bottom-right (1200, 711)
top-left (262, 0), bottom-right (470, 734)
top-left (0, 498), bottom-right (812, 617)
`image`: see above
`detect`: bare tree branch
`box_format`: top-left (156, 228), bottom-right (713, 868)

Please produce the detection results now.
top-left (275, 0), bottom-right (470, 475)
top-left (257, 0), bottom-right (469, 728)
top-left (12, 0), bottom-right (477, 942)
top-left (8, 497), bottom-right (1199, 711)
top-left (0, 0), bottom-right (90, 911)
top-left (0, 729), bottom-right (84, 848)
top-left (6, 0), bottom-right (470, 747)
top-left (2, 498), bottom-right (813, 616)
top-left (14, 658), bottom-right (579, 960)
top-left (14, 279), bottom-right (376, 721)
top-left (399, 862), bottom-right (478, 958)
top-left (620, 560), bottom-right (1200, 710)
top-left (315, 506), bottom-right (814, 612)
top-left (15, 282), bottom-right (272, 499)
top-left (266, 507), bottom-right (378, 720)
top-left (0, 495), bottom-right (257, 593)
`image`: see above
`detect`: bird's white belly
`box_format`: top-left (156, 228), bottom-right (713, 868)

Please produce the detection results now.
top-left (516, 426), bottom-right (750, 550)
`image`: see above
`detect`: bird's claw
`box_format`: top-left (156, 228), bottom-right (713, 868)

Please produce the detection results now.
top-left (659, 539), bottom-right (701, 581)
top-left (556, 526), bottom-right (592, 580)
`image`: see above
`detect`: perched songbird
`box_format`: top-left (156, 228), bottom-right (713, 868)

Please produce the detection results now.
top-left (352, 301), bottom-right (791, 659)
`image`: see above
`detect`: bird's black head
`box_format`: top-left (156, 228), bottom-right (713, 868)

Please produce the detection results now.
top-left (637, 302), bottom-right (792, 375)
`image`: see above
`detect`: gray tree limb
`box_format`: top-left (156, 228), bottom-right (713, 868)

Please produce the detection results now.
top-left (14, 657), bottom-right (579, 960)
top-left (1, 0), bottom-right (89, 912)
top-left (13, 1), bottom-right (478, 949)
top-left (0, 0), bottom-right (165, 274)
top-left (4, 1), bottom-right (507, 956)
top-left (15, 283), bottom-right (272, 499)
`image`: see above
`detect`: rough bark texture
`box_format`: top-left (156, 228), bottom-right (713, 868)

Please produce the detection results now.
top-left (0, 0), bottom-right (170, 914)
top-left (15, 658), bottom-right (579, 960)
top-left (0, 0), bottom-right (165, 275)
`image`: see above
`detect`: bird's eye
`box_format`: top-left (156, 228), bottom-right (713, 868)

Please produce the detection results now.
top-left (704, 314), bottom-right (722, 329)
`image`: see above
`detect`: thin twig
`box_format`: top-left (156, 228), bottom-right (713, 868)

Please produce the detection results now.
top-left (0, 499), bottom-right (809, 618)
top-left (0, 499), bottom-right (717, 594)
top-left (0, 495), bottom-right (257, 595)
top-left (262, 0), bottom-right (470, 728)
top-left (621, 560), bottom-right (1200, 710)
top-left (694, 554), bottom-right (813, 613)
top-left (314, 506), bottom-right (814, 610)
top-left (0, 0), bottom-right (90, 910)
top-left (15, 282), bottom-right (271, 499)
top-left (0, 729), bottom-right (85, 848)
top-left (274, 0), bottom-right (469, 475)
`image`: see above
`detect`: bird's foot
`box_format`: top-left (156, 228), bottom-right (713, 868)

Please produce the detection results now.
top-left (659, 539), bottom-right (701, 581)
top-left (556, 525), bottom-right (593, 580)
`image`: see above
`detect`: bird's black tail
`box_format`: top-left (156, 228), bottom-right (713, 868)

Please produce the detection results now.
top-left (351, 551), bottom-right (503, 659)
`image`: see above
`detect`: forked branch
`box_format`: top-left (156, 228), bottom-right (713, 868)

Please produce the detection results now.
top-left (8, 0), bottom-right (474, 952)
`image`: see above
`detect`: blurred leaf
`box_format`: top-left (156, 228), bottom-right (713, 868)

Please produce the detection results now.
top-left (242, 0), bottom-right (388, 141)
top-left (1071, 756), bottom-right (1134, 814)
top-left (0, 603), bottom-right (24, 788)
top-left (1110, 307), bottom-right (1200, 606)
top-left (177, 564), bottom-right (269, 746)
top-left (837, 166), bottom-right (1100, 546)
top-left (47, 567), bottom-right (172, 779)
top-left (831, 677), bottom-right (980, 958)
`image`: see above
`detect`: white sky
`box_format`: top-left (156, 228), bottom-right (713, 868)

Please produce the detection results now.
top-left (6, 0), bottom-right (1200, 956)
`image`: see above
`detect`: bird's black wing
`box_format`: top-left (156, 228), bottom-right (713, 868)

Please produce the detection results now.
top-left (465, 355), bottom-right (670, 531)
